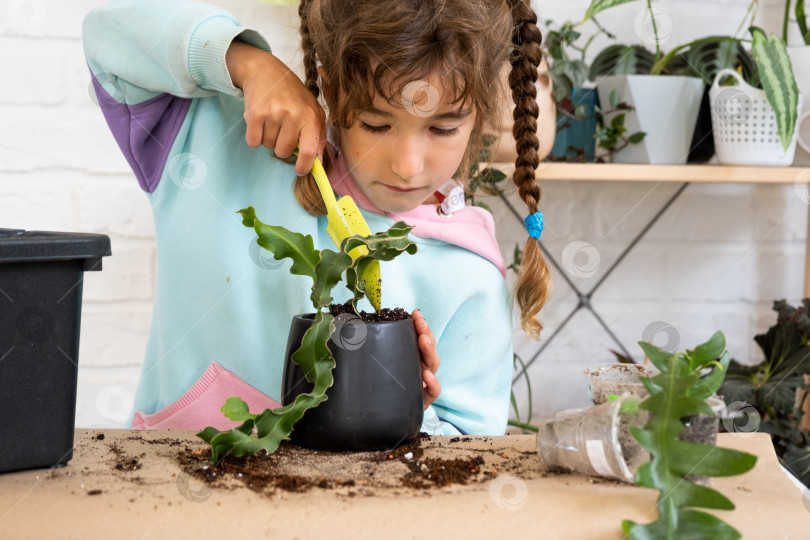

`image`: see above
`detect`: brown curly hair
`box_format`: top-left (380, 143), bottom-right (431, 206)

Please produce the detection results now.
top-left (296, 0), bottom-right (550, 338)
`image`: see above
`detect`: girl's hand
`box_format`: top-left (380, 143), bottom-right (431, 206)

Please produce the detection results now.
top-left (413, 309), bottom-right (441, 409)
top-left (226, 41), bottom-right (326, 175)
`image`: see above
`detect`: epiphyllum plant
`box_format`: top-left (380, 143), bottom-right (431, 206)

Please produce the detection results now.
top-left (197, 207), bottom-right (417, 463)
top-left (624, 332), bottom-right (757, 540)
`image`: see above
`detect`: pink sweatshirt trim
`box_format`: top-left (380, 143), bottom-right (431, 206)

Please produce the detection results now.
top-left (329, 151), bottom-right (507, 277)
top-left (131, 362), bottom-right (281, 431)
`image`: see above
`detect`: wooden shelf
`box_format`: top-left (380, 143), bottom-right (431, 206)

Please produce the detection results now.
top-left (490, 162), bottom-right (810, 184)
top-left (489, 160), bottom-right (810, 296)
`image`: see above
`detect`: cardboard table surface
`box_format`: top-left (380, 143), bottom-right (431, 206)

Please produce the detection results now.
top-left (0, 430), bottom-right (807, 539)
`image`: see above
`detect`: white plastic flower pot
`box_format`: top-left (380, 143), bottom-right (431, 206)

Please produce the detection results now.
top-left (596, 75), bottom-right (704, 164)
top-left (709, 68), bottom-right (804, 166)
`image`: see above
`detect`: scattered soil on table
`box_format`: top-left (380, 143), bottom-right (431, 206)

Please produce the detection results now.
top-left (67, 430), bottom-right (548, 500)
top-left (400, 455), bottom-right (486, 489)
top-left (107, 442), bottom-right (143, 472)
top-left (125, 435), bottom-right (185, 447)
top-left (175, 432), bottom-right (544, 498)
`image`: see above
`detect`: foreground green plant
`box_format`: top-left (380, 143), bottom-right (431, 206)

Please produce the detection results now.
top-left (197, 207), bottom-right (416, 462)
top-left (624, 331), bottom-right (757, 540)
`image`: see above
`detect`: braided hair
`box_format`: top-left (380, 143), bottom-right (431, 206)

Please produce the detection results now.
top-left (506, 0), bottom-right (550, 338)
top-left (294, 0), bottom-right (326, 215)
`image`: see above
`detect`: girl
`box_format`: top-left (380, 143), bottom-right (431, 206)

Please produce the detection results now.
top-left (82, 0), bottom-right (550, 436)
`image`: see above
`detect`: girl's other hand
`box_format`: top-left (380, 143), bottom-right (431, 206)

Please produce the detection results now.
top-left (412, 309), bottom-right (441, 409)
top-left (226, 41), bottom-right (326, 175)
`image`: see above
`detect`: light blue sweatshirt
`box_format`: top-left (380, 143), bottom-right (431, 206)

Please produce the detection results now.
top-left (82, 0), bottom-right (514, 435)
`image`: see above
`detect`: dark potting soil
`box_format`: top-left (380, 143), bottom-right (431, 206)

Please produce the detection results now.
top-left (176, 433), bottom-right (508, 497)
top-left (679, 412), bottom-right (720, 485)
top-left (76, 431), bottom-right (544, 500)
top-left (371, 433), bottom-right (485, 488)
top-left (618, 412), bottom-right (649, 473)
top-left (329, 302), bottom-right (411, 322)
top-left (107, 442), bottom-right (144, 472)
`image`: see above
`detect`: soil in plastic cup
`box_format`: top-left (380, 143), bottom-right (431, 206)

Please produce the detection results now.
top-left (584, 364), bottom-right (660, 405)
top-left (679, 396), bottom-right (725, 485)
top-left (536, 394), bottom-right (649, 483)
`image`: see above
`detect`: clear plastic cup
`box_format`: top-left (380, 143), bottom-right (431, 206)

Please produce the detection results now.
top-left (536, 394), bottom-right (649, 483)
top-left (584, 364), bottom-right (660, 405)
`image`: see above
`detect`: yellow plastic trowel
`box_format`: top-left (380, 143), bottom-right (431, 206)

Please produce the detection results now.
top-left (310, 156), bottom-right (381, 312)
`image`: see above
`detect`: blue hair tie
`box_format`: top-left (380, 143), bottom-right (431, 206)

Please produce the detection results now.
top-left (524, 211), bottom-right (543, 239)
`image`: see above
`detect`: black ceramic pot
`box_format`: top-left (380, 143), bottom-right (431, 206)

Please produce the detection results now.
top-left (281, 313), bottom-right (423, 451)
top-left (687, 84), bottom-right (715, 163)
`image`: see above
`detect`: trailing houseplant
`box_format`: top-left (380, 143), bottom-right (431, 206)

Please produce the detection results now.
top-left (544, 18), bottom-right (599, 162)
top-left (624, 331), bottom-right (758, 539)
top-left (720, 299), bottom-right (810, 486)
top-left (197, 207), bottom-right (418, 462)
top-left (543, 18), bottom-right (646, 162)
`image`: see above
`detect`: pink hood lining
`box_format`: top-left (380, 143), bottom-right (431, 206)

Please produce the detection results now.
top-left (328, 151), bottom-right (507, 277)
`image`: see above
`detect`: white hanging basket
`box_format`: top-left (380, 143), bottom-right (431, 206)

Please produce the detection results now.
top-left (709, 68), bottom-right (803, 166)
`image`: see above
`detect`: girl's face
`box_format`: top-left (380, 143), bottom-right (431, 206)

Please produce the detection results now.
top-left (338, 77), bottom-right (476, 214)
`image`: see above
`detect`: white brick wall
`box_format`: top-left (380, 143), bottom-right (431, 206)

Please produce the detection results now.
top-left (1, 0), bottom-right (806, 427)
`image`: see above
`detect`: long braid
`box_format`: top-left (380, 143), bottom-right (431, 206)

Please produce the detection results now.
top-left (507, 0), bottom-right (550, 338)
top-left (299, 0), bottom-right (320, 100)
top-left (295, 0), bottom-right (327, 215)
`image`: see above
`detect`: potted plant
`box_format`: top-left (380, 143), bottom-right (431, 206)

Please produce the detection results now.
top-left (708, 28), bottom-right (803, 165)
top-left (583, 0), bottom-right (706, 164)
top-left (543, 18), bottom-right (647, 163)
top-left (197, 207), bottom-right (421, 462)
top-left (721, 299), bottom-right (810, 486)
top-left (544, 18), bottom-right (598, 162)
top-left (584, 0), bottom-right (802, 166)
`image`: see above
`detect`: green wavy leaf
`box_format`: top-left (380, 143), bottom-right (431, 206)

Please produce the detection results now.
top-left (311, 250), bottom-right (352, 308)
top-left (751, 27), bottom-right (799, 151)
top-left (238, 207), bottom-right (319, 279)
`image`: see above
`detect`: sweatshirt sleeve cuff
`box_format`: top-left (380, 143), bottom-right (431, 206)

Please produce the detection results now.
top-left (421, 406), bottom-right (463, 436)
top-left (188, 15), bottom-right (272, 96)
